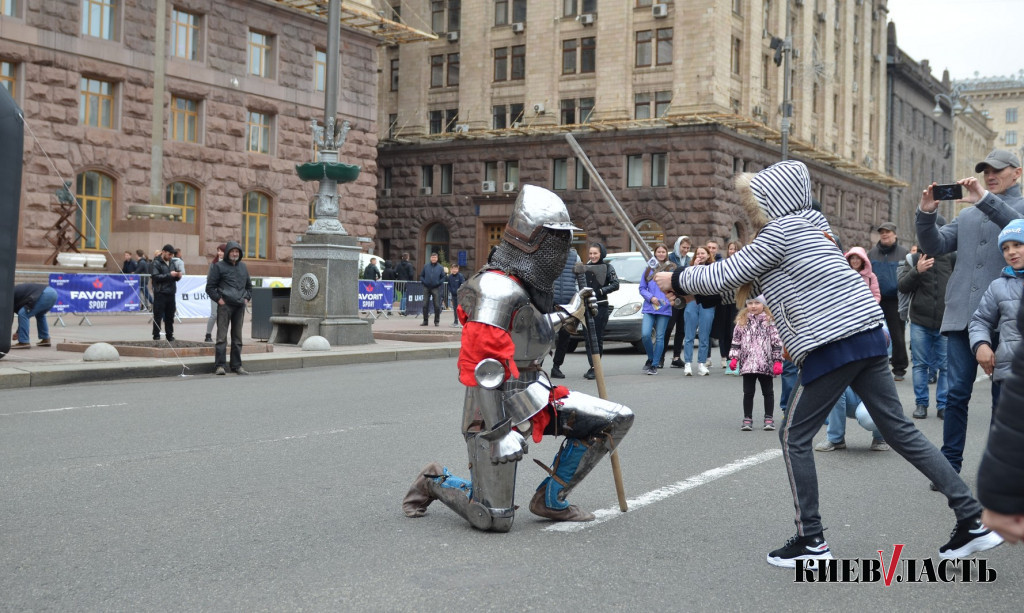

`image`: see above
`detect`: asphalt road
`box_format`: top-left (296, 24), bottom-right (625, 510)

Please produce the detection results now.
top-left (1, 347), bottom-right (1019, 611)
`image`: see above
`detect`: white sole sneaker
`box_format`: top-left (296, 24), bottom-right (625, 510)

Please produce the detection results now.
top-left (767, 552), bottom-right (834, 569)
top-left (939, 530), bottom-right (1004, 559)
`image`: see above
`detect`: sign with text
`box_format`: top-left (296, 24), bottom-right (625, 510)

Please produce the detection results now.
top-left (175, 275), bottom-right (212, 318)
top-left (49, 273), bottom-right (141, 313)
top-left (358, 280), bottom-right (394, 311)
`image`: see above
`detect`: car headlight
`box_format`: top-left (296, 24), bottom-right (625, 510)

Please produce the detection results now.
top-left (613, 302), bottom-right (642, 317)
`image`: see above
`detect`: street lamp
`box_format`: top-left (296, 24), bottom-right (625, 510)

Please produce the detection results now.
top-left (933, 84), bottom-right (973, 117)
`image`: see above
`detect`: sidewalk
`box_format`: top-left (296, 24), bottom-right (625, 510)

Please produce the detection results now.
top-left (1, 309), bottom-right (462, 389)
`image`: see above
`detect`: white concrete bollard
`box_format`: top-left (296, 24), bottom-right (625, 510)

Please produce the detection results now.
top-left (301, 336), bottom-right (331, 351)
top-left (83, 342), bottom-right (120, 362)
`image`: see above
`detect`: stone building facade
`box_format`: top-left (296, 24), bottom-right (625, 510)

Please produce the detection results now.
top-left (1, 0), bottom-right (382, 276)
top-left (957, 74), bottom-right (1024, 172)
top-left (376, 0), bottom-right (898, 268)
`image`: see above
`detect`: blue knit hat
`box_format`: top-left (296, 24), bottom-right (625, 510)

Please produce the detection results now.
top-left (998, 219), bottom-right (1024, 248)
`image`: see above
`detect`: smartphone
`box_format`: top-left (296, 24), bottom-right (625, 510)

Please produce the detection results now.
top-left (932, 183), bottom-right (963, 201)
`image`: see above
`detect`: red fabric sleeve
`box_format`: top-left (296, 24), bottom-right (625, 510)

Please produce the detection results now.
top-left (457, 321), bottom-right (520, 386)
top-left (529, 385), bottom-right (570, 443)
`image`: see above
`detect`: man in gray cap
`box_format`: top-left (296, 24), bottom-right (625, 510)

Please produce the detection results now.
top-left (916, 149), bottom-right (1024, 484)
top-left (868, 221), bottom-right (909, 380)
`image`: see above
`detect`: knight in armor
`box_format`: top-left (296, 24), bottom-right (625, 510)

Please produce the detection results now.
top-left (402, 185), bottom-right (634, 531)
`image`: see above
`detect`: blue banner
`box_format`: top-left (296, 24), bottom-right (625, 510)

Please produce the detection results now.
top-left (358, 280), bottom-right (394, 311)
top-left (404, 281), bottom-right (426, 314)
top-left (49, 273), bottom-right (142, 313)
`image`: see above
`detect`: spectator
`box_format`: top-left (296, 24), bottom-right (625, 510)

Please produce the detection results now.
top-left (681, 246), bottom-right (718, 376)
top-left (916, 150), bottom-right (1024, 477)
top-left (121, 250), bottom-right (136, 274)
top-left (668, 235), bottom-right (692, 369)
top-left (898, 225), bottom-right (953, 420)
top-left (446, 263), bottom-right (466, 327)
top-left (549, 248), bottom-right (581, 379)
top-left (713, 240), bottom-right (743, 369)
top-left (845, 246), bottom-right (881, 302)
top-left (977, 292), bottom-right (1024, 544)
top-left (969, 218), bottom-right (1024, 406)
top-left (11, 283), bottom-right (58, 349)
top-left (381, 260), bottom-right (397, 281)
top-left (420, 252), bottom-right (445, 327)
top-left (363, 257), bottom-right (381, 281)
top-left (151, 244), bottom-right (182, 342)
top-left (728, 294), bottom-right (782, 431)
top-left (172, 248), bottom-right (186, 274)
top-left (868, 221), bottom-right (910, 381)
top-left (205, 244), bottom-right (226, 342)
top-left (656, 160), bottom-right (1002, 568)
top-left (639, 243), bottom-right (676, 375)
top-left (396, 252), bottom-right (415, 315)
top-left (206, 241), bottom-right (252, 376)
top-left (134, 249), bottom-right (152, 311)
top-left (583, 242), bottom-right (619, 380)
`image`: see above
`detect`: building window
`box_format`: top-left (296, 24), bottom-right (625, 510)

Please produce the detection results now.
top-left (635, 93), bottom-right (651, 119)
top-left (1007, 131), bottom-right (1018, 146)
top-left (165, 181), bottom-right (197, 224)
top-left (494, 47), bottom-right (508, 81)
top-left (430, 54), bottom-right (444, 87)
top-left (448, 0), bottom-right (461, 32)
top-left (581, 37), bottom-right (596, 73)
top-left (627, 154), bottom-right (644, 187)
top-left (383, 166), bottom-right (393, 190)
top-left (655, 91), bottom-right (671, 117)
top-left (651, 153), bottom-right (667, 187)
top-left (553, 158), bottom-right (568, 190)
top-left (248, 30), bottom-right (273, 78)
top-left (505, 160), bottom-right (519, 185)
top-left (575, 158), bottom-right (590, 189)
top-left (635, 31), bottom-right (652, 67)
top-left (421, 165), bottom-right (434, 190)
top-left (75, 170), bottom-right (112, 251)
top-left (169, 95), bottom-right (198, 143)
top-left (80, 77), bottom-right (114, 128)
top-left (171, 8), bottom-right (199, 60)
top-left (390, 58), bottom-right (399, 91)
top-left (496, 0), bottom-right (526, 24)
top-left (493, 105), bottom-right (506, 129)
top-left (447, 53), bottom-right (459, 86)
top-left (440, 164), bottom-right (454, 194)
top-left (82, 0), bottom-right (117, 40)
top-left (636, 0), bottom-right (653, 6)
top-left (445, 108), bottom-right (458, 132)
top-left (246, 111), bottom-right (270, 154)
top-left (563, 0), bottom-right (596, 16)
top-left (429, 110), bottom-right (443, 134)
top-left (1008, 108), bottom-right (1018, 123)
top-left (431, 1), bottom-right (444, 33)
top-left (731, 37), bottom-right (741, 75)
top-left (656, 28), bottom-right (673, 65)
top-left (562, 40), bottom-right (577, 75)
top-left (510, 45), bottom-right (525, 80)
top-left (2, 0), bottom-right (16, 16)
top-left (242, 191), bottom-right (269, 259)
top-left (633, 220), bottom-right (665, 251)
top-left (425, 223), bottom-right (450, 264)
top-left (0, 61), bottom-right (15, 97)
top-left (579, 97), bottom-right (594, 123)
top-left (387, 113), bottom-right (398, 140)
top-left (484, 161), bottom-right (498, 182)
top-left (732, 0), bottom-right (742, 15)
top-left (560, 99), bottom-right (575, 125)
top-left (314, 49), bottom-right (327, 92)
top-left (509, 103), bottom-right (524, 126)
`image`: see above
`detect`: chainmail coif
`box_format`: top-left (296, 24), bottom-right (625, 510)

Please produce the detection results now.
top-left (489, 230), bottom-right (572, 313)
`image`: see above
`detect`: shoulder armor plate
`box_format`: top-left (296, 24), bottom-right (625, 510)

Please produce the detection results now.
top-left (458, 271), bottom-right (530, 330)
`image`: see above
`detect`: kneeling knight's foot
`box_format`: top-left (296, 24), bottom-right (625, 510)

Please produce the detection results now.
top-left (528, 489), bottom-right (594, 522)
top-left (402, 461), bottom-right (443, 518)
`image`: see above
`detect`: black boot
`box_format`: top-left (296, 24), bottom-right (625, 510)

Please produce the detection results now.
top-left (550, 365), bottom-right (565, 379)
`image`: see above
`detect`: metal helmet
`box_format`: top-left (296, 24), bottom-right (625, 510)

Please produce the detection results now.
top-left (503, 184), bottom-right (581, 253)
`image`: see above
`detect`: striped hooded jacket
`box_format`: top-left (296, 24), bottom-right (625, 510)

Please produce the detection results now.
top-left (670, 160), bottom-right (884, 366)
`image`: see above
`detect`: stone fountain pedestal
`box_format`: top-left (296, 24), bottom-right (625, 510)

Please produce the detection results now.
top-left (269, 233), bottom-right (372, 346)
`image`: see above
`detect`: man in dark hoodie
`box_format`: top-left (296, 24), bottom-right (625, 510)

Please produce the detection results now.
top-left (151, 244), bottom-right (182, 341)
top-left (206, 241), bottom-right (253, 375)
top-left (583, 242), bottom-right (619, 380)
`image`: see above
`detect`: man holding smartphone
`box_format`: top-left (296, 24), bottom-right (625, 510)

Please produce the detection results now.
top-left (915, 149), bottom-right (1024, 484)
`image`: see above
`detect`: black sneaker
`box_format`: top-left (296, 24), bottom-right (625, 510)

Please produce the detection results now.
top-left (583, 368), bottom-right (596, 380)
top-left (767, 533), bottom-right (833, 568)
top-left (670, 358), bottom-right (684, 368)
top-left (938, 515), bottom-right (1004, 559)
top-left (550, 366), bottom-right (565, 379)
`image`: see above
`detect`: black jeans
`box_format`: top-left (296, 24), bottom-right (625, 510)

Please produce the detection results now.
top-left (422, 286), bottom-right (442, 323)
top-left (585, 303), bottom-right (610, 367)
top-left (880, 296), bottom-right (908, 375)
top-left (552, 328), bottom-right (572, 367)
top-left (152, 293), bottom-right (175, 340)
top-left (742, 373), bottom-right (774, 419)
top-left (215, 302), bottom-right (246, 371)
top-left (668, 305), bottom-right (686, 358)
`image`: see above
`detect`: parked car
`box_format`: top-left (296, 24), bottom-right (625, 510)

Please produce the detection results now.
top-left (568, 251), bottom-right (648, 353)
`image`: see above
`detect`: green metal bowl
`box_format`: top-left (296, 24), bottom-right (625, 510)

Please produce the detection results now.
top-left (295, 161), bottom-right (361, 183)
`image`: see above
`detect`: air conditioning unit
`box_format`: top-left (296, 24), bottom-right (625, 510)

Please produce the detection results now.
top-left (852, 81), bottom-right (859, 93)
top-left (453, 123), bottom-right (469, 133)
top-left (419, 186), bottom-right (432, 195)
top-left (752, 105), bottom-right (764, 117)
top-left (873, 53), bottom-right (883, 62)
top-left (382, 188), bottom-right (392, 197)
top-left (511, 22), bottom-right (524, 33)
top-left (579, 13), bottom-right (595, 25)
top-left (816, 11), bottom-right (826, 22)
top-left (481, 181), bottom-right (496, 193)
top-left (652, 4), bottom-right (668, 18)
top-left (447, 31), bottom-right (459, 43)
top-left (502, 182), bottom-right (516, 192)
top-left (533, 103), bottom-right (545, 114)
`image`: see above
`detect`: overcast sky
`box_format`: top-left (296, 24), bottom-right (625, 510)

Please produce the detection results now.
top-left (885, 0), bottom-right (1024, 81)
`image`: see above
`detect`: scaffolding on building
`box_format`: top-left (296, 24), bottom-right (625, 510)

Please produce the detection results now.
top-left (267, 0), bottom-right (437, 46)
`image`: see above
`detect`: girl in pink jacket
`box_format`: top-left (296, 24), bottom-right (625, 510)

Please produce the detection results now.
top-left (846, 246), bottom-right (881, 303)
top-left (729, 295), bottom-right (783, 431)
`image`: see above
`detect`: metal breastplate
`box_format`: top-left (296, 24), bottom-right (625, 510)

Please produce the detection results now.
top-left (459, 270), bottom-right (556, 369)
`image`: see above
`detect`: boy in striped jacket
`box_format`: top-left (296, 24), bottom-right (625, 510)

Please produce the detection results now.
top-left (655, 160), bottom-right (1002, 568)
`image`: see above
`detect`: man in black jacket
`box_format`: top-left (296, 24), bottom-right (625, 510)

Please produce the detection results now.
top-left (134, 249), bottom-right (152, 311)
top-left (151, 244), bottom-right (182, 341)
top-left (206, 241), bottom-right (252, 375)
top-left (396, 252), bottom-right (415, 315)
top-left (419, 252), bottom-right (445, 327)
top-left (583, 242), bottom-right (619, 379)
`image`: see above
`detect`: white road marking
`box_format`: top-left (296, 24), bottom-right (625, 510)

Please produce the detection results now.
top-left (545, 448), bottom-right (783, 532)
top-left (0, 403), bottom-right (129, 417)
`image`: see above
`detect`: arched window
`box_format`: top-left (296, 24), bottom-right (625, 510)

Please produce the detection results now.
top-left (631, 219), bottom-right (664, 251)
top-left (165, 181), bottom-right (197, 223)
top-left (75, 170), bottom-right (113, 251)
top-left (424, 222), bottom-right (450, 264)
top-left (242, 191), bottom-right (270, 259)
